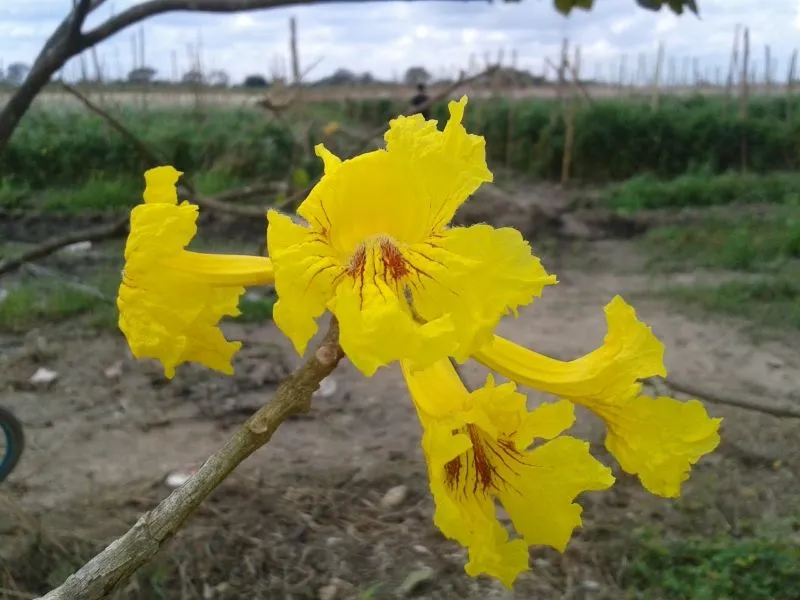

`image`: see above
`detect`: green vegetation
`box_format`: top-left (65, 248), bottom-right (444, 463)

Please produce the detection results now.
top-left (637, 213), bottom-right (800, 330)
top-left (0, 278), bottom-right (117, 333)
top-left (0, 273), bottom-right (277, 333)
top-left (601, 171), bottom-right (800, 212)
top-left (0, 107), bottom-right (306, 191)
top-left (236, 292), bottom-right (277, 322)
top-left (665, 276), bottom-right (800, 332)
top-left (641, 216), bottom-right (800, 272)
top-left (352, 95), bottom-right (800, 182)
top-left (622, 534), bottom-right (800, 600)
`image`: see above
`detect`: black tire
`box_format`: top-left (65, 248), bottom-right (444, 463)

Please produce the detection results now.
top-left (0, 405), bottom-right (24, 483)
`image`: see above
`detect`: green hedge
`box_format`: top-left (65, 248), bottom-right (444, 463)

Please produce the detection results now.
top-left (600, 171), bottom-right (800, 211)
top-left (348, 95), bottom-right (800, 182)
top-left (1, 108), bottom-right (298, 189)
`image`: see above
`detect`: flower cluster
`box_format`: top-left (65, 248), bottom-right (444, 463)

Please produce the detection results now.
top-left (117, 97), bottom-right (721, 588)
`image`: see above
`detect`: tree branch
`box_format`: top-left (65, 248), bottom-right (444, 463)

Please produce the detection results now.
top-left (79, 0), bottom-right (490, 49)
top-left (38, 319), bottom-right (344, 600)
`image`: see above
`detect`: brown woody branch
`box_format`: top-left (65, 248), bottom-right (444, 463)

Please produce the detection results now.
top-left (38, 319), bottom-right (344, 600)
top-left (0, 0), bottom-right (490, 155)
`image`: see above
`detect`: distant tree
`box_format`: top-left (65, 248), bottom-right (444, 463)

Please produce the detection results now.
top-left (181, 69), bottom-right (204, 85)
top-left (315, 68), bottom-right (359, 86)
top-left (208, 69), bottom-right (230, 87)
top-left (403, 66), bottom-right (431, 86)
top-left (127, 66), bottom-right (156, 84)
top-left (5, 63), bottom-right (31, 86)
top-left (242, 74), bottom-right (269, 88)
top-left (358, 72), bottom-right (375, 84)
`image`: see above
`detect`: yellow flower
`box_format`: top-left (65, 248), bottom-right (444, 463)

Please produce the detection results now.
top-left (267, 96), bottom-right (555, 376)
top-left (118, 166), bottom-right (275, 378)
top-left (472, 295), bottom-right (723, 498)
top-left (402, 359), bottom-right (615, 588)
top-left (116, 100), bottom-right (723, 591)
top-left (322, 121), bottom-right (340, 136)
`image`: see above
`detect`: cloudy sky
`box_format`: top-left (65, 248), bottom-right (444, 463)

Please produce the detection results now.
top-left (0, 0), bottom-right (796, 84)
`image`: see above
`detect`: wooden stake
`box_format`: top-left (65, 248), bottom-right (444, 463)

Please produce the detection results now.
top-left (740, 27), bottom-right (750, 171)
top-left (724, 25), bottom-right (740, 117)
top-left (651, 42), bottom-right (664, 112)
top-left (764, 44), bottom-right (772, 93)
top-left (787, 49), bottom-right (797, 128)
top-left (561, 45), bottom-right (580, 186)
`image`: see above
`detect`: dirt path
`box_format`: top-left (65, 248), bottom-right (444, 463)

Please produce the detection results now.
top-left (2, 239), bottom-right (799, 599)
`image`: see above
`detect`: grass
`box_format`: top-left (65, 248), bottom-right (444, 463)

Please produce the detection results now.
top-left (663, 276), bottom-right (800, 332)
top-left (236, 292), bottom-right (277, 322)
top-left (622, 534), bottom-right (800, 600)
top-left (600, 171), bottom-right (800, 213)
top-left (0, 170), bottom-right (252, 213)
top-left (0, 275), bottom-right (277, 334)
top-left (638, 212), bottom-right (800, 331)
top-left (2, 107), bottom-right (298, 190)
top-left (641, 216), bottom-right (800, 272)
top-left (0, 280), bottom-right (116, 333)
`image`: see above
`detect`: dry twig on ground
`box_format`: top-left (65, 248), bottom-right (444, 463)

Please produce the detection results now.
top-left (661, 376), bottom-right (800, 419)
top-left (38, 318), bottom-right (344, 600)
top-left (0, 217), bottom-right (128, 278)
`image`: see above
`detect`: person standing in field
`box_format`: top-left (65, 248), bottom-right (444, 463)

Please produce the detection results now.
top-left (410, 83), bottom-right (431, 120)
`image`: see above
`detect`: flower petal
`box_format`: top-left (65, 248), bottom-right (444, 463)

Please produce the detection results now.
top-left (118, 166), bottom-right (273, 378)
top-left (472, 295), bottom-right (665, 400)
top-left (473, 295), bottom-right (721, 497)
top-left (601, 395), bottom-right (722, 498)
top-left (267, 209), bottom-right (343, 356)
top-left (384, 96), bottom-right (493, 227)
top-left (330, 244), bottom-right (458, 376)
top-left (402, 360), bottom-right (614, 588)
top-left (315, 143), bottom-right (342, 174)
top-left (412, 224), bottom-right (557, 362)
top-left (498, 435), bottom-right (614, 553)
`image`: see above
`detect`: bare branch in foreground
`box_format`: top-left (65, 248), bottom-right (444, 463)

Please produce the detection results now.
top-left (38, 319), bottom-right (344, 600)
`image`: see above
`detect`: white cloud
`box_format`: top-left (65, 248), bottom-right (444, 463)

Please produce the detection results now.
top-left (0, 0), bottom-right (795, 85)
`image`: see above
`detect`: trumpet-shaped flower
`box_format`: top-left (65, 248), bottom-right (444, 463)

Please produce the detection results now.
top-left (402, 359), bottom-right (615, 588)
top-left (116, 98), bottom-right (723, 590)
top-left (472, 295), bottom-right (722, 498)
top-left (267, 97), bottom-right (555, 376)
top-left (118, 166), bottom-right (275, 378)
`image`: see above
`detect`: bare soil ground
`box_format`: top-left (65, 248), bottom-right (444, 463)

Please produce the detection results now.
top-left (1, 182), bottom-right (799, 599)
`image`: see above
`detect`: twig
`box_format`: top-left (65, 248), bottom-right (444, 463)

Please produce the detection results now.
top-left (38, 319), bottom-right (344, 600)
top-left (0, 217), bottom-right (128, 278)
top-left (657, 377), bottom-right (800, 420)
